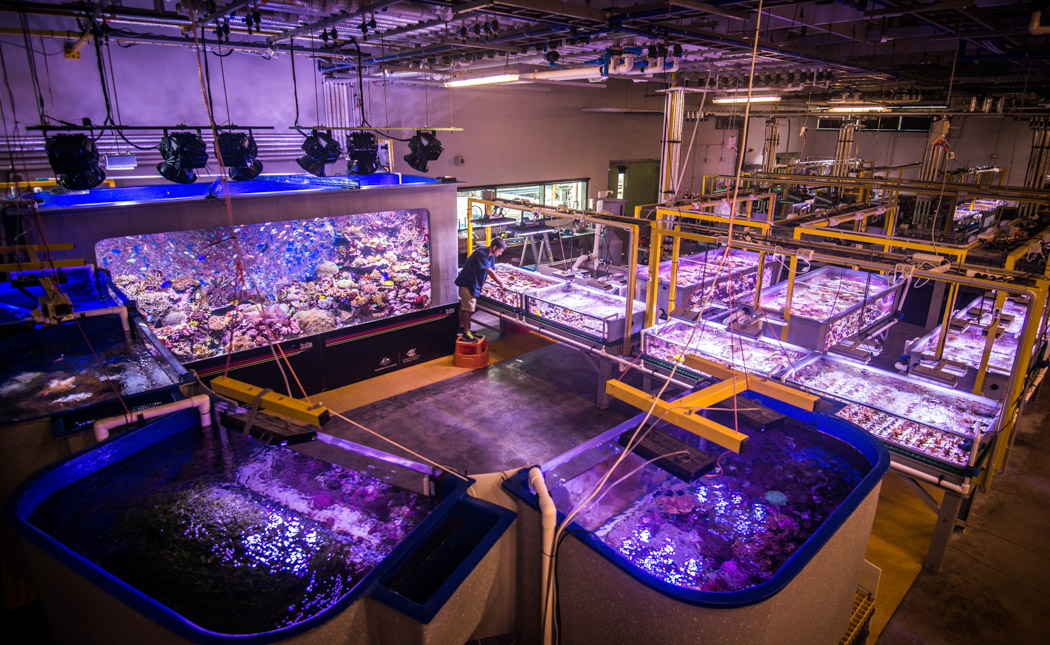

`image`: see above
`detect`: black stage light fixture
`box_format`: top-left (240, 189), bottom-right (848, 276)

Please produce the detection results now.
top-left (403, 130), bottom-right (443, 173)
top-left (296, 130), bottom-right (341, 177)
top-left (218, 131), bottom-right (263, 181)
top-left (346, 131), bottom-right (379, 175)
top-left (45, 134), bottom-right (106, 190)
top-left (157, 131), bottom-right (209, 184)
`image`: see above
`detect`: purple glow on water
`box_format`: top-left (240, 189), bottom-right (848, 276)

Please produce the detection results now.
top-left (30, 427), bottom-right (435, 634)
top-left (558, 424), bottom-right (865, 593)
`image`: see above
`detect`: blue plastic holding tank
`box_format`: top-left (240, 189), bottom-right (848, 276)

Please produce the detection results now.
top-left (8, 406), bottom-right (515, 644)
top-left (503, 389), bottom-right (890, 645)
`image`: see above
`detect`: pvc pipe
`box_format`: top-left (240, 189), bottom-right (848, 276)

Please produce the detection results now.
top-left (890, 460), bottom-right (970, 496)
top-left (529, 467), bottom-right (557, 645)
top-left (1030, 12), bottom-right (1050, 35)
top-left (93, 394), bottom-right (211, 441)
top-left (56, 306), bottom-right (130, 333)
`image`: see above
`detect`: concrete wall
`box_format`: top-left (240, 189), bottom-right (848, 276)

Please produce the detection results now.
top-left (0, 30), bottom-right (662, 200)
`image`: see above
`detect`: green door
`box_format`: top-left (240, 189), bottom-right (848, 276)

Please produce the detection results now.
top-left (608, 160), bottom-right (660, 218)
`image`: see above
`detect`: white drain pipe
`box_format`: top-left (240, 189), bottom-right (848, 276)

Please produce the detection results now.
top-left (93, 394), bottom-right (212, 441)
top-left (529, 466), bottom-right (557, 645)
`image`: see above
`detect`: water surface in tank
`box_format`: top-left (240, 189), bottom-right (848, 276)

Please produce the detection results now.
top-left (551, 420), bottom-right (867, 593)
top-left (0, 317), bottom-right (179, 422)
top-left (30, 427), bottom-right (436, 634)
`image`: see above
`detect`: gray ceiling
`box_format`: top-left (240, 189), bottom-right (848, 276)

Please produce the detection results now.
top-left (3, 1), bottom-right (1049, 100)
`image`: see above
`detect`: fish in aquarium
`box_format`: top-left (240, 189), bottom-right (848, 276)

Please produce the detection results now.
top-left (98, 211), bottom-right (432, 362)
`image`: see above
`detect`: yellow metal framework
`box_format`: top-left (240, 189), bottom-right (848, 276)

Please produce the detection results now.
top-left (645, 217), bottom-right (1049, 489)
top-left (463, 198), bottom-right (642, 356)
top-left (605, 356), bottom-right (819, 453)
top-left (210, 376), bottom-right (330, 427)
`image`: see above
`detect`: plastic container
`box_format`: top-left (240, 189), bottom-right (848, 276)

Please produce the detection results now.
top-left (504, 390), bottom-right (890, 645)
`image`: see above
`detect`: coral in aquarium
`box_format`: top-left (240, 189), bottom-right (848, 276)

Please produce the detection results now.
top-left (792, 357), bottom-right (999, 436)
top-left (643, 320), bottom-right (807, 376)
top-left (480, 265), bottom-right (563, 309)
top-left (559, 424), bottom-right (863, 593)
top-left (30, 428), bottom-right (435, 635)
top-left (99, 211), bottom-right (431, 362)
top-left (527, 284), bottom-right (644, 342)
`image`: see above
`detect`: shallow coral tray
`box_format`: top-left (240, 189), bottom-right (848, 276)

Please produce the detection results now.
top-left (960, 297), bottom-right (1030, 337)
top-left (479, 264), bottom-right (563, 310)
top-left (911, 324), bottom-right (1017, 374)
top-left (526, 283), bottom-right (644, 343)
top-left (835, 403), bottom-right (972, 468)
top-left (642, 319), bottom-right (810, 376)
top-left (790, 356), bottom-right (1000, 437)
top-left (637, 248), bottom-right (760, 287)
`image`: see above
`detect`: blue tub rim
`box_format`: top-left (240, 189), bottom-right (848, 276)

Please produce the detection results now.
top-left (502, 389), bottom-right (890, 609)
top-left (5, 407), bottom-right (474, 644)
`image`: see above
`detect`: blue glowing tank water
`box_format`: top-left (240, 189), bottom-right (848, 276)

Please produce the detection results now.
top-left (553, 422), bottom-right (867, 593)
top-left (29, 427), bottom-right (436, 634)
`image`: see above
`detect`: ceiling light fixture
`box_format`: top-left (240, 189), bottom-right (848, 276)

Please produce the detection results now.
top-left (45, 134), bottom-right (107, 190)
top-left (217, 131), bottom-right (263, 181)
top-left (346, 131), bottom-right (380, 175)
top-left (296, 130), bottom-right (342, 177)
top-left (711, 95), bottom-right (782, 104)
top-left (445, 73), bottom-right (519, 87)
top-left (403, 131), bottom-right (443, 173)
top-left (157, 131), bottom-right (208, 184)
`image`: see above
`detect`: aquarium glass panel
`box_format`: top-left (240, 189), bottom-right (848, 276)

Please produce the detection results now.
top-left (30, 427), bottom-right (436, 635)
top-left (97, 210), bottom-right (431, 362)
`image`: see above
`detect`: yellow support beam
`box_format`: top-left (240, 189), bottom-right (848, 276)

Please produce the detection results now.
top-left (0, 259), bottom-right (85, 273)
top-left (676, 377), bottom-right (747, 409)
top-left (0, 244), bottom-right (76, 253)
top-left (682, 355), bottom-right (822, 412)
top-left (605, 380), bottom-right (749, 453)
top-left (210, 376), bottom-right (330, 427)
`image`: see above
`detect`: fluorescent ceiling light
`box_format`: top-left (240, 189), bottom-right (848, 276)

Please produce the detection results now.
top-left (445, 73), bottom-right (519, 87)
top-left (711, 95), bottom-right (781, 104)
top-left (827, 105), bottom-right (887, 112)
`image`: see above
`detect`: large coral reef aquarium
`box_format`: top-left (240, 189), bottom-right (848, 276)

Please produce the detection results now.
top-left (98, 210), bottom-right (432, 363)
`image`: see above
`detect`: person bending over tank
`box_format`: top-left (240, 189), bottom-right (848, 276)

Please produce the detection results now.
top-left (454, 238), bottom-right (507, 342)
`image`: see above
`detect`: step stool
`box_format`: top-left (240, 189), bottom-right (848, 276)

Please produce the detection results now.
top-left (454, 336), bottom-right (489, 368)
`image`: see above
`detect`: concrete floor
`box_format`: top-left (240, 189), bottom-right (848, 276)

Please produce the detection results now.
top-left (321, 341), bottom-right (644, 475)
top-left (877, 381), bottom-right (1050, 644)
top-left (4, 324), bottom-right (1048, 644)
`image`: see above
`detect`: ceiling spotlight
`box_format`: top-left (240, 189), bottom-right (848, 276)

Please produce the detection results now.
top-left (157, 131), bottom-right (208, 184)
top-left (45, 134), bottom-right (106, 191)
top-left (218, 131), bottom-right (263, 181)
top-left (545, 50), bottom-right (560, 64)
top-left (296, 130), bottom-right (342, 177)
top-left (403, 130), bottom-right (443, 173)
top-left (346, 131), bottom-right (379, 175)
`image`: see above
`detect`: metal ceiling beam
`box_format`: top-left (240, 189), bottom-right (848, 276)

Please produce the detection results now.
top-left (268, 0), bottom-right (402, 44)
top-left (866, 0), bottom-right (972, 19)
top-left (455, 0), bottom-right (606, 22)
top-left (665, 1), bottom-right (748, 21)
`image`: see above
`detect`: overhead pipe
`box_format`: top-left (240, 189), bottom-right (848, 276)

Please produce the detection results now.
top-left (93, 394), bottom-right (212, 441)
